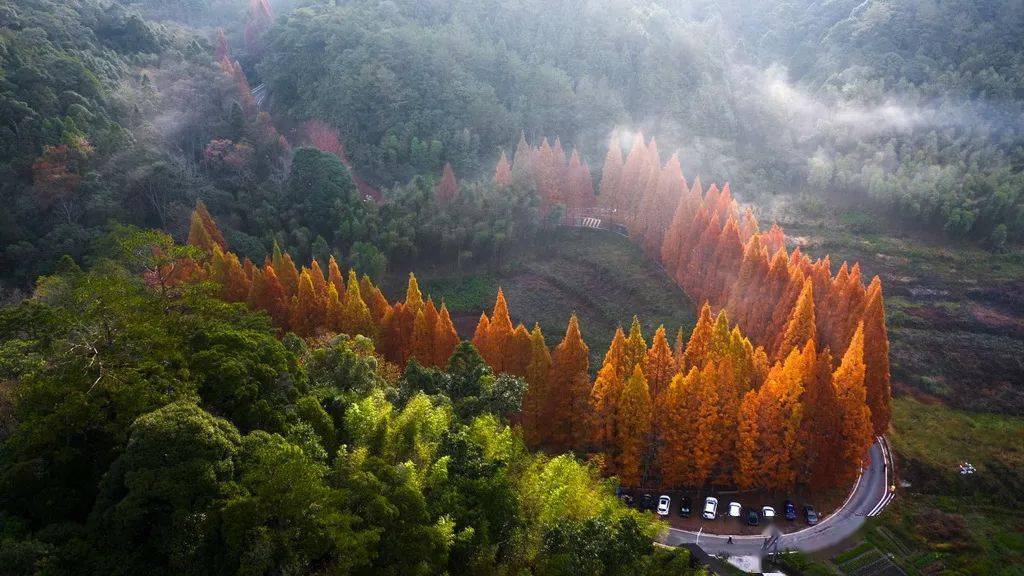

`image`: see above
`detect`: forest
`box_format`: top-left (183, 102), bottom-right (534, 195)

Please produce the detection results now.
top-left (2, 0), bottom-right (1023, 292)
top-left (1, 0), bottom-right (1022, 575)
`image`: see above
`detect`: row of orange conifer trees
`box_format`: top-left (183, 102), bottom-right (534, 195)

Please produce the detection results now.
top-left (591, 132), bottom-right (890, 439)
top-left (469, 289), bottom-right (874, 492)
top-left (177, 123), bottom-right (890, 491)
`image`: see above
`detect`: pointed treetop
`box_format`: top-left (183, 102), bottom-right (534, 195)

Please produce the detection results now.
top-left (494, 151), bottom-right (512, 186)
top-left (436, 162), bottom-right (460, 203)
top-left (491, 288), bottom-right (513, 332)
top-left (683, 302), bottom-right (714, 371)
top-left (778, 281), bottom-right (817, 358)
top-left (624, 315), bottom-right (648, 374)
top-left (193, 200), bottom-right (227, 250)
top-left (405, 272), bottom-right (423, 312)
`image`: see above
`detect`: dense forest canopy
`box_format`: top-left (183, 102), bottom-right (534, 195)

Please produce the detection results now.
top-left (259, 0), bottom-right (1024, 243)
top-left (0, 229), bottom-right (699, 574)
top-left (2, 0), bottom-right (1022, 291)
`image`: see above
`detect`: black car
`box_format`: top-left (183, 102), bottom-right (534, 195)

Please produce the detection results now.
top-left (747, 509), bottom-right (759, 526)
top-left (783, 500), bottom-right (797, 521)
top-left (640, 493), bottom-right (656, 512)
top-left (678, 496), bottom-right (692, 518)
top-left (804, 505), bottom-right (819, 525)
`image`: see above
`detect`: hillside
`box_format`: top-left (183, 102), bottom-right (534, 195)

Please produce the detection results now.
top-left (402, 228), bottom-right (697, 370)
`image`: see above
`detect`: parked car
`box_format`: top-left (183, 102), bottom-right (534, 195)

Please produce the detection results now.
top-left (783, 500), bottom-right (797, 521)
top-left (640, 493), bottom-right (655, 512)
top-left (703, 497), bottom-right (719, 520)
top-left (747, 508), bottom-right (760, 526)
top-left (728, 501), bottom-right (742, 518)
top-left (762, 506), bottom-right (775, 520)
top-left (657, 495), bottom-right (671, 516)
top-left (678, 496), bottom-right (693, 518)
top-left (804, 505), bottom-right (819, 525)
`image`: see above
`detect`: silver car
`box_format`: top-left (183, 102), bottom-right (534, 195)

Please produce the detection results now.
top-left (703, 497), bottom-right (719, 520)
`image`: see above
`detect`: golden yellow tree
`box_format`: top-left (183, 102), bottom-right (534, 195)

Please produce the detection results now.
top-left (622, 316), bottom-right (648, 376)
top-left (734, 389), bottom-right (761, 489)
top-left (777, 281), bottom-right (816, 359)
top-left (434, 303), bottom-right (460, 367)
top-left (692, 361), bottom-right (723, 486)
top-left (656, 369), bottom-right (702, 487)
top-left (588, 358), bottom-right (623, 453)
top-left (341, 270), bottom-right (373, 337)
top-left (611, 365), bottom-right (652, 486)
top-left (682, 302), bottom-right (714, 371)
top-left (548, 314), bottom-right (590, 451)
top-left (521, 324), bottom-right (552, 447)
top-left (289, 269), bottom-right (319, 337)
top-left (645, 325), bottom-right (676, 401)
top-left (834, 322), bottom-right (873, 486)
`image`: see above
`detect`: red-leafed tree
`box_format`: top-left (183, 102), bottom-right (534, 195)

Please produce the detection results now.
top-left (494, 151), bottom-right (512, 187)
top-left (436, 162), bottom-right (459, 203)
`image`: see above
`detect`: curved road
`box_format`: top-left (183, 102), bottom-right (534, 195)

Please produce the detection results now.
top-left (660, 438), bottom-right (894, 556)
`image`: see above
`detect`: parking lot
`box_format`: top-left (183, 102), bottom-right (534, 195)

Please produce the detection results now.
top-left (620, 487), bottom-right (844, 535)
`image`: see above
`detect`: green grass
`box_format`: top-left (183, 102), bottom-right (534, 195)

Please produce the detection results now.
top-left (411, 228), bottom-right (697, 370)
top-left (817, 398), bottom-right (1024, 575)
top-left (889, 396), bottom-right (1024, 511)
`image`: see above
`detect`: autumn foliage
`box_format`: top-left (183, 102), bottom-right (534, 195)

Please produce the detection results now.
top-left (177, 121), bottom-right (892, 493)
top-left (596, 131), bottom-right (891, 437)
top-left (507, 133), bottom-right (597, 218)
top-left (485, 131), bottom-right (889, 491)
top-left (178, 205), bottom-right (459, 368)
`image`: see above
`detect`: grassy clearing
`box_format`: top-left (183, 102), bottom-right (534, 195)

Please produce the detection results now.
top-left (815, 397), bottom-right (1024, 575)
top-left (890, 397), bottom-right (1024, 487)
top-left (407, 228), bottom-right (696, 369)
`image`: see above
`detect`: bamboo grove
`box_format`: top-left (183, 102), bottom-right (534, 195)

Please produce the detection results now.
top-left (176, 128), bottom-right (890, 492)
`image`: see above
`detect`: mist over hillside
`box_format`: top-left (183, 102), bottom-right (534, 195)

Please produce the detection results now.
top-left (254, 0), bottom-right (1023, 242)
top-left (2, 2), bottom-right (1023, 575)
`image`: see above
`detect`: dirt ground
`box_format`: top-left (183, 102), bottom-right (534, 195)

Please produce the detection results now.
top-left (784, 220), bottom-right (1024, 415)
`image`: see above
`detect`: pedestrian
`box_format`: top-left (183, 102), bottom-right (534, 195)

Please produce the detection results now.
top-left (727, 536), bottom-right (733, 545)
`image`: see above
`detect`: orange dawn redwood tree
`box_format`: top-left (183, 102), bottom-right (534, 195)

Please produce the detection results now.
top-left (611, 365), bottom-right (652, 486)
top-left (434, 303), bottom-right (460, 367)
top-left (522, 324), bottom-right (552, 447)
top-left (436, 162), bottom-right (459, 203)
top-left (778, 281), bottom-right (817, 359)
top-left (656, 368), bottom-right (702, 487)
top-left (834, 322), bottom-right (874, 485)
top-left (494, 151), bottom-right (512, 187)
top-left (862, 276), bottom-right (892, 436)
top-left (547, 314), bottom-right (589, 451)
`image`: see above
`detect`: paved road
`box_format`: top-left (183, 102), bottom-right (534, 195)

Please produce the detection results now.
top-left (660, 438), bottom-right (894, 556)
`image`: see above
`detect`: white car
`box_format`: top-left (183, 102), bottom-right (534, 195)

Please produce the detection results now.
top-left (729, 501), bottom-right (742, 518)
top-left (762, 506), bottom-right (776, 519)
top-left (703, 497), bottom-right (718, 520)
top-left (657, 495), bottom-right (671, 516)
